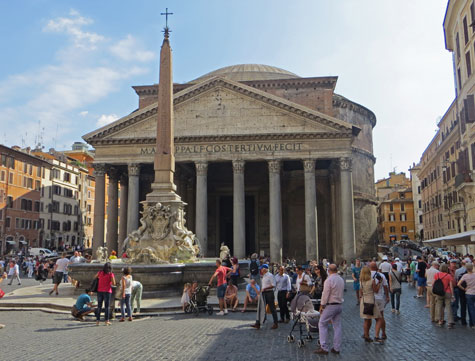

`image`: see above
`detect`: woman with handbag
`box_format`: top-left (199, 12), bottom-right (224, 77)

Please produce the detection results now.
top-left (359, 266), bottom-right (382, 343)
top-left (94, 262), bottom-right (116, 326)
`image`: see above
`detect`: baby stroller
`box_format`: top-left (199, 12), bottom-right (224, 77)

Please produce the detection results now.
top-left (184, 285), bottom-right (213, 316)
top-left (287, 293), bottom-right (320, 348)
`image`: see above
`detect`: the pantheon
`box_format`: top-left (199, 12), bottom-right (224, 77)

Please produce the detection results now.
top-left (83, 64), bottom-right (378, 263)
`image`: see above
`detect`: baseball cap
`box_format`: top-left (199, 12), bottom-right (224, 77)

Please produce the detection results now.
top-left (382, 256), bottom-right (388, 261)
top-left (395, 258), bottom-right (400, 261)
top-left (259, 264), bottom-right (269, 270)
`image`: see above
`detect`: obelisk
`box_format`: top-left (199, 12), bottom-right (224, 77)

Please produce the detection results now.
top-left (146, 22), bottom-right (181, 204)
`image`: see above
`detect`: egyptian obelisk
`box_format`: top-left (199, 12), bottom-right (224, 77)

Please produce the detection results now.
top-left (146, 16), bottom-right (182, 205)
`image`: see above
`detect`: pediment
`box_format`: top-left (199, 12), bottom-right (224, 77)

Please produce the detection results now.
top-left (84, 77), bottom-right (357, 144)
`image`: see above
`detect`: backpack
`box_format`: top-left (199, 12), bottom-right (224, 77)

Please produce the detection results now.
top-left (250, 260), bottom-right (259, 276)
top-left (432, 274), bottom-right (447, 296)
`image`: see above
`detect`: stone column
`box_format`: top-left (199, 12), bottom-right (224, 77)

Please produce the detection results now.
top-left (106, 168), bottom-right (119, 255)
top-left (195, 161), bottom-right (208, 256)
top-left (339, 158), bottom-right (356, 261)
top-left (268, 160), bottom-right (283, 264)
top-left (127, 164), bottom-right (140, 235)
top-left (92, 164), bottom-right (106, 255)
top-left (303, 159), bottom-right (318, 261)
top-left (233, 160), bottom-right (246, 258)
top-left (118, 174), bottom-right (128, 253)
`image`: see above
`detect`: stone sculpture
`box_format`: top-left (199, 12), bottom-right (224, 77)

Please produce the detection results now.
top-left (124, 202), bottom-right (200, 264)
top-left (219, 243), bottom-right (230, 260)
top-left (95, 246), bottom-right (108, 262)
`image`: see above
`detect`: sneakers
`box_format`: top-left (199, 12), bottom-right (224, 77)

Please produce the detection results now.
top-left (391, 309), bottom-right (395, 313)
top-left (271, 323), bottom-right (278, 329)
top-left (216, 311), bottom-right (225, 316)
top-left (224, 309), bottom-right (228, 315)
top-left (396, 310), bottom-right (400, 315)
top-left (251, 323), bottom-right (260, 330)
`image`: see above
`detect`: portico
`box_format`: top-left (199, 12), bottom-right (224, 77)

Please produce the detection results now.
top-left (84, 64), bottom-right (378, 262)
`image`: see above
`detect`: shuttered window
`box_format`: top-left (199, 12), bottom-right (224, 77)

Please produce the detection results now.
top-left (466, 51), bottom-right (472, 76)
top-left (464, 16), bottom-right (469, 45)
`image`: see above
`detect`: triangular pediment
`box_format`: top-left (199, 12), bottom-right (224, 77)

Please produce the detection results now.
top-left (83, 77), bottom-right (357, 144)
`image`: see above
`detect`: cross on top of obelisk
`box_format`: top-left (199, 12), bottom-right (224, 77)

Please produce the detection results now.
top-left (161, 8), bottom-right (173, 38)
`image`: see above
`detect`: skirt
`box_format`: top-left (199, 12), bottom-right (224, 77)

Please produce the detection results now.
top-left (359, 299), bottom-right (381, 319)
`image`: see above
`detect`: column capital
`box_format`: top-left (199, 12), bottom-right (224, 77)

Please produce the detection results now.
top-left (232, 160), bottom-right (245, 174)
top-left (339, 157), bottom-right (352, 171)
top-left (268, 160), bottom-right (281, 174)
top-left (93, 163), bottom-right (106, 177)
top-left (303, 159), bottom-right (316, 173)
top-left (128, 163), bottom-right (141, 176)
top-left (195, 161), bottom-right (208, 176)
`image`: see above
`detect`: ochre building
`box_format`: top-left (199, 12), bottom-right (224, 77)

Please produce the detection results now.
top-left (83, 64), bottom-right (378, 262)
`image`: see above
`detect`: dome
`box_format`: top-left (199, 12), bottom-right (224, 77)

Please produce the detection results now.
top-left (189, 64), bottom-right (299, 83)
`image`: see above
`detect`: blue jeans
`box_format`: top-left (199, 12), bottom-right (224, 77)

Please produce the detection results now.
top-left (96, 292), bottom-right (111, 321)
top-left (390, 289), bottom-right (401, 311)
top-left (120, 294), bottom-right (132, 319)
top-left (466, 294), bottom-right (475, 327)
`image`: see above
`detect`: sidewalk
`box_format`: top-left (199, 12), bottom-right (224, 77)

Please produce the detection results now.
top-left (0, 283), bottom-right (254, 315)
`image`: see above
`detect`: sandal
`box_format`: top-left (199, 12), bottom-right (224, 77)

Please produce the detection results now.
top-left (374, 337), bottom-right (384, 343)
top-left (364, 337), bottom-right (373, 342)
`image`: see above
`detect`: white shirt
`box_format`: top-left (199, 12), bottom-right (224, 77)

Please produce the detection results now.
top-left (8, 264), bottom-right (19, 276)
top-left (426, 267), bottom-right (440, 287)
top-left (371, 270), bottom-right (388, 300)
top-left (70, 256), bottom-right (84, 263)
top-left (55, 258), bottom-right (69, 273)
top-left (296, 273), bottom-right (312, 293)
top-left (261, 271), bottom-right (276, 290)
top-left (395, 261), bottom-right (403, 273)
top-left (379, 261), bottom-right (392, 273)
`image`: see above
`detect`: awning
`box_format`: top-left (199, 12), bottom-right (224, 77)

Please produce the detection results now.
top-left (6, 241), bottom-right (16, 245)
top-left (423, 230), bottom-right (475, 247)
top-left (19, 240), bottom-right (28, 244)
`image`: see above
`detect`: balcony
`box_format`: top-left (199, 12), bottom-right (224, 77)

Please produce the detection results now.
top-left (450, 202), bottom-right (465, 214)
top-left (455, 173), bottom-right (473, 188)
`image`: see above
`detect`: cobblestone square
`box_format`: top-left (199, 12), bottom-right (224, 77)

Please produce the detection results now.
top-left (0, 281), bottom-right (473, 361)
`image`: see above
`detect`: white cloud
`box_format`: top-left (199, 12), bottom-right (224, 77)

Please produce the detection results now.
top-left (79, 110), bottom-right (89, 116)
top-left (43, 9), bottom-right (104, 50)
top-left (96, 114), bottom-right (119, 127)
top-left (110, 34), bottom-right (155, 62)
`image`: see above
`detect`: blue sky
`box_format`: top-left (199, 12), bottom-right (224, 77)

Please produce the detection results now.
top-left (0, 1), bottom-right (454, 180)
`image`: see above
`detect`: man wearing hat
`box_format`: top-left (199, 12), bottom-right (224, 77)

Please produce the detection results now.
top-left (251, 264), bottom-right (278, 330)
top-left (394, 258), bottom-right (403, 273)
top-left (379, 256), bottom-right (392, 283)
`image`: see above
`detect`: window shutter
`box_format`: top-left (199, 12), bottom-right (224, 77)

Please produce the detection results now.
top-left (466, 94), bottom-right (475, 123)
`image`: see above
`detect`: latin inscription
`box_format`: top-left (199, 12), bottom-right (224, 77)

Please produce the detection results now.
top-left (140, 143), bottom-right (303, 155)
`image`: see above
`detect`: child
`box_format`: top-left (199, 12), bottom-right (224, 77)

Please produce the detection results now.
top-left (120, 267), bottom-right (133, 322)
top-left (181, 283), bottom-right (191, 311)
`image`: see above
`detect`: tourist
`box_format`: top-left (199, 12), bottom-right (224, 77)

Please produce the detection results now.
top-left (454, 259), bottom-right (467, 325)
top-left (370, 262), bottom-right (389, 343)
top-left (250, 264), bottom-right (278, 330)
top-left (224, 279), bottom-right (239, 311)
top-left (208, 259), bottom-right (231, 316)
top-left (242, 278), bottom-right (260, 312)
top-left (95, 262), bottom-right (116, 326)
top-left (410, 257), bottom-right (418, 287)
top-left (394, 257), bottom-right (404, 273)
top-left (434, 263), bottom-right (455, 328)
top-left (378, 256), bottom-right (392, 283)
top-left (314, 264), bottom-right (344, 355)
top-left (311, 265), bottom-right (327, 299)
top-left (458, 263), bottom-right (475, 328)
top-left (295, 266), bottom-right (313, 294)
top-left (359, 266), bottom-right (382, 343)
top-left (27, 258), bottom-right (34, 278)
top-left (352, 259), bottom-right (362, 305)
top-left (120, 267), bottom-right (133, 322)
top-left (415, 256), bottom-right (427, 298)
top-left (229, 257), bottom-right (240, 287)
top-left (389, 263), bottom-right (402, 314)
top-left (181, 283), bottom-right (191, 311)
top-left (7, 260), bottom-right (21, 286)
top-left (35, 260), bottom-right (48, 284)
top-left (72, 289), bottom-right (96, 320)
top-left (426, 261), bottom-right (440, 322)
top-left (249, 253), bottom-right (260, 285)
top-left (49, 253), bottom-right (69, 296)
top-left (0, 272), bottom-right (7, 329)
top-left (131, 280), bottom-right (143, 314)
top-left (275, 266), bottom-right (291, 323)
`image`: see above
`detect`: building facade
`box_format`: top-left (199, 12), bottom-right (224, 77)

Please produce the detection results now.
top-left (444, 0), bottom-right (475, 233)
top-left (0, 145), bottom-right (50, 254)
top-left (409, 164), bottom-right (424, 240)
top-left (83, 64), bottom-right (379, 262)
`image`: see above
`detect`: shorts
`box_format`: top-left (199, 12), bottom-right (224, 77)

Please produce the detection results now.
top-left (217, 284), bottom-right (227, 298)
top-left (417, 277), bottom-right (427, 287)
top-left (77, 307), bottom-right (92, 316)
top-left (53, 271), bottom-right (64, 285)
top-left (375, 299), bottom-right (386, 313)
